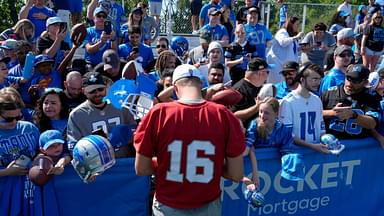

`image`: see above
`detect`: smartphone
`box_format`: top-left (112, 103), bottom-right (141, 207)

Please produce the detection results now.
top-left (104, 20), bottom-right (112, 35)
top-left (132, 47), bottom-right (139, 53)
top-left (15, 155), bottom-right (31, 167)
top-left (60, 22), bottom-right (67, 32)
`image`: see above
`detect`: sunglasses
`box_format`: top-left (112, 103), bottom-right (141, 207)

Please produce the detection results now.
top-left (89, 87), bottom-right (105, 94)
top-left (0, 114), bottom-right (23, 123)
top-left (338, 53), bottom-right (352, 58)
top-left (96, 14), bottom-right (107, 19)
top-left (45, 87), bottom-right (63, 93)
top-left (346, 76), bottom-right (365, 84)
top-left (156, 44), bottom-right (167, 49)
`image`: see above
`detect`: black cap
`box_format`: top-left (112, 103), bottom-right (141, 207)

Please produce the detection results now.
top-left (132, 7), bottom-right (143, 15)
top-left (247, 58), bottom-right (269, 71)
top-left (82, 72), bottom-right (106, 93)
top-left (345, 64), bottom-right (370, 80)
top-left (281, 61), bottom-right (299, 73)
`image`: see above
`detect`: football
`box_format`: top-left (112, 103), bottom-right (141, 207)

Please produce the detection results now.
top-left (211, 88), bottom-right (243, 106)
top-left (28, 155), bottom-right (54, 186)
top-left (71, 23), bottom-right (87, 46)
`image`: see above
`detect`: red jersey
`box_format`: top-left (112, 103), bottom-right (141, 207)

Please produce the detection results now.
top-left (134, 101), bottom-right (245, 209)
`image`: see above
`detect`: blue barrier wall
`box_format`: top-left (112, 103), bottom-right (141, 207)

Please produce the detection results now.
top-left (1, 138), bottom-right (383, 216)
top-left (222, 137), bottom-right (384, 216)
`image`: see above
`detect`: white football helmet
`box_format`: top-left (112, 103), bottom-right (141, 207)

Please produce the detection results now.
top-left (72, 135), bottom-right (116, 183)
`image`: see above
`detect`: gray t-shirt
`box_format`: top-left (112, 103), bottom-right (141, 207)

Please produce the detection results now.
top-left (67, 100), bottom-right (136, 149)
top-left (301, 31), bottom-right (336, 67)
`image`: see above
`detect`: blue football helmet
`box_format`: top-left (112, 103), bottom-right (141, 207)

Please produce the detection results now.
top-left (107, 74), bottom-right (156, 119)
top-left (244, 188), bottom-right (265, 208)
top-left (72, 135), bottom-right (116, 183)
top-left (98, 0), bottom-right (112, 14)
top-left (320, 134), bottom-right (345, 155)
top-left (171, 36), bottom-right (189, 57)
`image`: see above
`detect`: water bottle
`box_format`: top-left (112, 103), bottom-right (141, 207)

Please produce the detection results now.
top-left (23, 51), bottom-right (35, 80)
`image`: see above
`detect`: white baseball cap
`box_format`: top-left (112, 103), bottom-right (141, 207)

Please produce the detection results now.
top-left (172, 64), bottom-right (202, 84)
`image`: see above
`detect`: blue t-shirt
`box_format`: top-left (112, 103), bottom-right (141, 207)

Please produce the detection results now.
top-left (275, 81), bottom-right (292, 100)
top-left (246, 119), bottom-right (294, 150)
top-left (27, 6), bottom-right (56, 38)
top-left (53, 0), bottom-right (71, 10)
top-left (51, 119), bottom-right (68, 134)
top-left (85, 27), bottom-right (114, 65)
top-left (118, 43), bottom-right (154, 69)
top-left (199, 3), bottom-right (222, 26)
top-left (244, 23), bottom-right (272, 59)
top-left (69, 0), bottom-right (83, 12)
top-left (319, 68), bottom-right (345, 95)
top-left (201, 24), bottom-right (229, 41)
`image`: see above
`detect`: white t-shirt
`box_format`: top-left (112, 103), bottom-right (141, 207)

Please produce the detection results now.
top-left (279, 91), bottom-right (325, 144)
top-left (337, 2), bottom-right (353, 27)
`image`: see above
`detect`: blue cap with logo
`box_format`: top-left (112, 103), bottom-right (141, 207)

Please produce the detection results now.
top-left (39, 130), bottom-right (65, 150)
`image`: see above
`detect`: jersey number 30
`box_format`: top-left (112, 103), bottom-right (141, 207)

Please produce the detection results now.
top-left (166, 140), bottom-right (215, 183)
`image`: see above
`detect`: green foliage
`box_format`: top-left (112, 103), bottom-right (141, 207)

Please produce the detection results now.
top-left (0, 0), bottom-right (25, 32)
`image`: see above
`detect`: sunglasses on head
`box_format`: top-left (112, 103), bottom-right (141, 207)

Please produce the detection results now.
top-left (44, 87), bottom-right (63, 93)
top-left (346, 76), bottom-right (365, 84)
top-left (0, 114), bottom-right (23, 123)
top-left (156, 44), bottom-right (167, 48)
top-left (89, 87), bottom-right (105, 94)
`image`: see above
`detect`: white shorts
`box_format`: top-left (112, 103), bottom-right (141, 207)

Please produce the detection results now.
top-left (149, 1), bottom-right (162, 16)
top-left (365, 47), bottom-right (384, 56)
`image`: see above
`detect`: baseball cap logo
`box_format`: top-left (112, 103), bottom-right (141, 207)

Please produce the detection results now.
top-left (89, 75), bottom-right (97, 82)
top-left (189, 69), bottom-right (193, 77)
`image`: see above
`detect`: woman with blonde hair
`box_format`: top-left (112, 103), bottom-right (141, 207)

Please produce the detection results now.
top-left (0, 19), bottom-right (35, 42)
top-left (361, 11), bottom-right (384, 72)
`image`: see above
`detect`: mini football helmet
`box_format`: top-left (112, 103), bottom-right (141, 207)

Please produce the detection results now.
top-left (244, 188), bottom-right (265, 208)
top-left (170, 36), bottom-right (189, 57)
top-left (320, 134), bottom-right (345, 155)
top-left (72, 135), bottom-right (116, 183)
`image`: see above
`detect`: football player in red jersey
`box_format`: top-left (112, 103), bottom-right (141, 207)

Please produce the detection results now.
top-left (134, 64), bottom-right (245, 216)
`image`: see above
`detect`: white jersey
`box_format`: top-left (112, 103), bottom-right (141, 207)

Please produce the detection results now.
top-left (279, 91), bottom-right (325, 144)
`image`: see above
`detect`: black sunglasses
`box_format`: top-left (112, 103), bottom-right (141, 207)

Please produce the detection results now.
top-left (156, 44), bottom-right (167, 48)
top-left (346, 76), bottom-right (365, 84)
top-left (96, 14), bottom-right (107, 19)
top-left (89, 87), bottom-right (105, 94)
top-left (339, 53), bottom-right (352, 58)
top-left (0, 114), bottom-right (23, 123)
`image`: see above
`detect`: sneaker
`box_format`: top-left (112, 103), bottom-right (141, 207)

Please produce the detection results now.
top-left (192, 30), bottom-right (199, 35)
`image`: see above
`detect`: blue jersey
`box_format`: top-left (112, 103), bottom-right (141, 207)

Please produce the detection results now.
top-left (69, 0), bottom-right (82, 12)
top-left (30, 70), bottom-right (62, 98)
top-left (279, 4), bottom-right (288, 25)
top-left (246, 119), bottom-right (294, 150)
top-left (244, 23), bottom-right (272, 59)
top-left (108, 3), bottom-right (125, 38)
top-left (275, 81), bottom-right (292, 100)
top-left (118, 43), bottom-right (154, 69)
top-left (199, 3), bottom-right (222, 26)
top-left (51, 119), bottom-right (68, 133)
top-left (319, 68), bottom-right (345, 95)
top-left (85, 27), bottom-right (114, 65)
top-left (201, 24), bottom-right (229, 41)
top-left (27, 6), bottom-right (56, 38)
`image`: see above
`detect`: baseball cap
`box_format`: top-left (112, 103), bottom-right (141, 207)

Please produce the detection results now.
top-left (281, 61), bottom-right (299, 73)
top-left (339, 11), bottom-right (349, 17)
top-left (334, 45), bottom-right (352, 56)
top-left (209, 8), bottom-right (221, 16)
top-left (207, 41), bottom-right (223, 55)
top-left (247, 58), bottom-right (269, 71)
top-left (34, 54), bottom-right (54, 67)
top-left (281, 153), bottom-right (305, 181)
top-left (94, 7), bottom-right (108, 16)
top-left (132, 7), bottom-right (143, 15)
top-left (46, 16), bottom-right (64, 27)
top-left (345, 64), bottom-right (370, 81)
top-left (172, 64), bottom-right (201, 84)
top-left (199, 29), bottom-right (211, 44)
top-left (0, 39), bottom-right (17, 50)
top-left (82, 71), bottom-right (106, 93)
top-left (358, 5), bottom-right (367, 12)
top-left (248, 7), bottom-right (259, 13)
top-left (337, 28), bottom-right (356, 40)
top-left (39, 130), bottom-right (65, 150)
top-left (0, 51), bottom-right (10, 64)
top-left (102, 49), bottom-right (119, 70)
